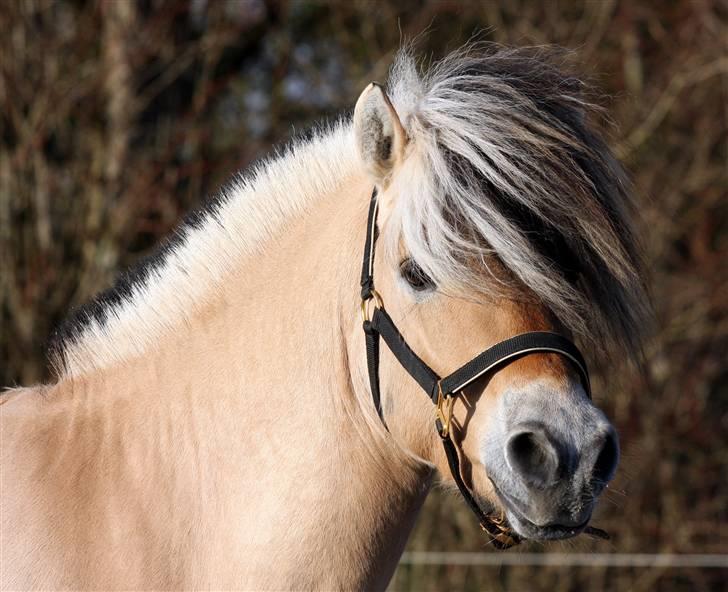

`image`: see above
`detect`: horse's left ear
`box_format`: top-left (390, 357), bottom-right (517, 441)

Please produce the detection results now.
top-left (354, 82), bottom-right (408, 188)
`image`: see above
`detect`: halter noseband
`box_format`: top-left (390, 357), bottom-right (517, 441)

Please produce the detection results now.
top-left (359, 188), bottom-right (599, 549)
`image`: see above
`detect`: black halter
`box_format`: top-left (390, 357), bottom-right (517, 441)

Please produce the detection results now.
top-left (359, 188), bottom-right (595, 549)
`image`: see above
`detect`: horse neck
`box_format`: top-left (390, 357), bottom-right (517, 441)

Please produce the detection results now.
top-left (221, 173), bottom-right (435, 588)
top-left (56, 173), bottom-right (434, 589)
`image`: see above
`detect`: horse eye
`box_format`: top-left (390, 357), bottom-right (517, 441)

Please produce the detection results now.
top-left (400, 259), bottom-right (435, 291)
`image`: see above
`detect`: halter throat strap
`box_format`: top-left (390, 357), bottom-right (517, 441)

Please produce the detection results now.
top-left (358, 188), bottom-right (593, 549)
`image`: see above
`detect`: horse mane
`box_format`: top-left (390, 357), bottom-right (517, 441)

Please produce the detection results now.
top-left (384, 45), bottom-right (649, 356)
top-left (49, 122), bottom-right (358, 378)
top-left (50, 44), bottom-right (648, 378)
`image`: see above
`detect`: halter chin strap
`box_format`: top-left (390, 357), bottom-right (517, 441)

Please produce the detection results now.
top-left (359, 188), bottom-right (599, 549)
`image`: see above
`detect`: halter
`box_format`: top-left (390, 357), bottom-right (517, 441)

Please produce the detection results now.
top-left (359, 188), bottom-right (601, 549)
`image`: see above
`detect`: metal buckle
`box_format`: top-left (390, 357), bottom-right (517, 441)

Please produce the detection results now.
top-left (360, 289), bottom-right (384, 322)
top-left (435, 381), bottom-right (454, 438)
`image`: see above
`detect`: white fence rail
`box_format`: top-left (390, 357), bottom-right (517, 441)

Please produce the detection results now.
top-left (400, 552), bottom-right (728, 568)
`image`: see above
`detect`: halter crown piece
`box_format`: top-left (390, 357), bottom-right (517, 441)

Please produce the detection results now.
top-left (359, 188), bottom-right (607, 549)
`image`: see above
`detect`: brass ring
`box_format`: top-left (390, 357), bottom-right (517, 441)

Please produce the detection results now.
top-left (435, 380), bottom-right (455, 438)
top-left (360, 289), bottom-right (384, 322)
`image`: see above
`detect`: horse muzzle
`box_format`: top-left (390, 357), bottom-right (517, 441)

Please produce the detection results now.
top-left (484, 387), bottom-right (619, 541)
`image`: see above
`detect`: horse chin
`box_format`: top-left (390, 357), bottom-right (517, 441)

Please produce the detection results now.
top-left (489, 480), bottom-right (592, 542)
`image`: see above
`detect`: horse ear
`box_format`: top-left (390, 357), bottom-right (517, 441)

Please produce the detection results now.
top-left (354, 82), bottom-right (408, 187)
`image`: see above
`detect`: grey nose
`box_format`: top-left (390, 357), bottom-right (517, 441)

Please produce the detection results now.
top-left (505, 422), bottom-right (619, 492)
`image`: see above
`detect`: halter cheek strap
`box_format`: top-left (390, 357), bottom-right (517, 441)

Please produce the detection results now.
top-left (359, 188), bottom-right (604, 549)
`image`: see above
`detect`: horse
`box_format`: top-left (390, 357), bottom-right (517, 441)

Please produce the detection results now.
top-left (1, 46), bottom-right (647, 590)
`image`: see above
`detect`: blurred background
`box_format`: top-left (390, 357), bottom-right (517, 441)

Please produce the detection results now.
top-left (1, 1), bottom-right (726, 590)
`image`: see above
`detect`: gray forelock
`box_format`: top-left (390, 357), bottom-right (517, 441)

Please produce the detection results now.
top-left (385, 44), bottom-right (649, 358)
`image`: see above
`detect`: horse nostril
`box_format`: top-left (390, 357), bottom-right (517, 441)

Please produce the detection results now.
top-left (591, 428), bottom-right (619, 488)
top-left (505, 426), bottom-right (559, 488)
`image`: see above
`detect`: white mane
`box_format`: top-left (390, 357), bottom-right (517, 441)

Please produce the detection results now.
top-left (53, 45), bottom-right (648, 378)
top-left (53, 122), bottom-right (357, 378)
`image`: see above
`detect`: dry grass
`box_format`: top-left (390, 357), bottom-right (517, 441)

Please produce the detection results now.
top-left (1, 1), bottom-right (726, 590)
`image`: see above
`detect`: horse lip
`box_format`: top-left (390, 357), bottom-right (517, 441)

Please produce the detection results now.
top-left (517, 514), bottom-right (592, 541)
top-left (489, 478), bottom-right (592, 541)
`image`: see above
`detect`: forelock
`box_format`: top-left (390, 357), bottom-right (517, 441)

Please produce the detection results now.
top-left (384, 45), bottom-right (649, 358)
